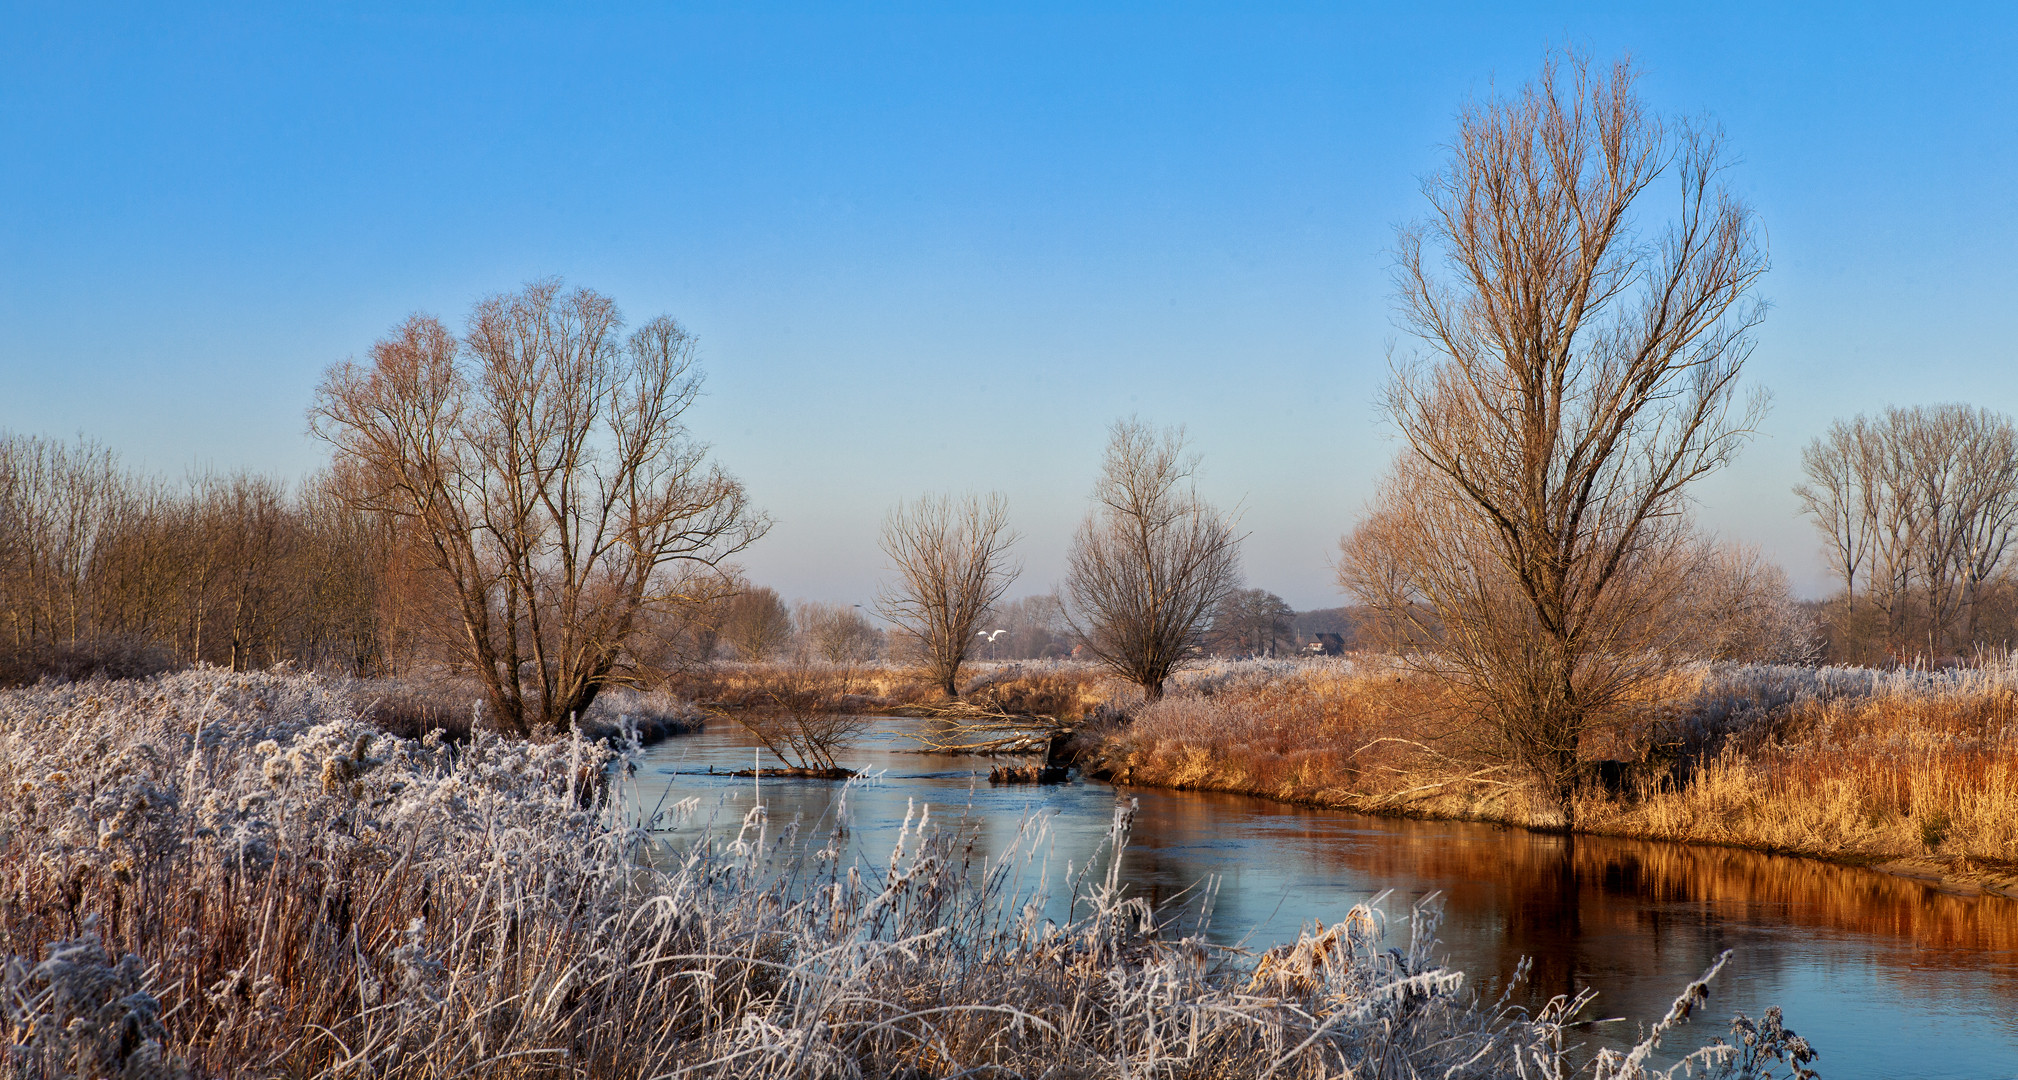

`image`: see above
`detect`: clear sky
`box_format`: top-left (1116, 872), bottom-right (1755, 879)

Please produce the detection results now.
top-left (3, 2), bottom-right (2014, 609)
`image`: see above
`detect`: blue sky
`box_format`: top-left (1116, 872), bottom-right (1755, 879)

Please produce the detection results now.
top-left (3, 2), bottom-right (2014, 608)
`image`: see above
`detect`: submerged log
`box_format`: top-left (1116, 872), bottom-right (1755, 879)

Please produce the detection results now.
top-left (989, 763), bottom-right (1069, 785)
top-left (714, 765), bottom-right (858, 780)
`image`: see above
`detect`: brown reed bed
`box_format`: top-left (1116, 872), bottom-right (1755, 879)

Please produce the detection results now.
top-left (0, 668), bottom-right (1805, 1079)
top-left (666, 658), bottom-right (1116, 719)
top-left (1579, 669), bottom-right (2018, 890)
top-left (1085, 657), bottom-right (2018, 894)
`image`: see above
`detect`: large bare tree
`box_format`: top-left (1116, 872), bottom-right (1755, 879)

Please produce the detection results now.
top-left (877, 493), bottom-right (1019, 698)
top-left (1065, 420), bottom-right (1241, 701)
top-left (1338, 53), bottom-right (1768, 821)
top-left (311, 279), bottom-right (767, 736)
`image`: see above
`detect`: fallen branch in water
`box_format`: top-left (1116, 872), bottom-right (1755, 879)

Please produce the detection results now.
top-left (897, 700), bottom-right (1075, 754)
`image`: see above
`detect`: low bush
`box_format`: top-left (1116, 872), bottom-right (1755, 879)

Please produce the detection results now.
top-left (0, 635), bottom-right (179, 688)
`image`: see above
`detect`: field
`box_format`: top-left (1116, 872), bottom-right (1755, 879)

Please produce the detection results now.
top-left (0, 667), bottom-right (1811, 1078)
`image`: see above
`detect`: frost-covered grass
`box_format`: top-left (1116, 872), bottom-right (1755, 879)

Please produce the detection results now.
top-left (1587, 661), bottom-right (2018, 865)
top-left (1087, 656), bottom-right (2018, 873)
top-left (0, 668), bottom-right (1813, 1078)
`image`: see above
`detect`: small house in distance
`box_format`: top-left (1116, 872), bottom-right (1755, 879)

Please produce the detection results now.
top-left (1304, 632), bottom-right (1346, 657)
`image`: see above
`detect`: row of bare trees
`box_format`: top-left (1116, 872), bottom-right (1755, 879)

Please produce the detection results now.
top-left (0, 436), bottom-right (394, 682)
top-left (2, 412), bottom-right (1252, 707)
top-left (1796, 405), bottom-right (2018, 662)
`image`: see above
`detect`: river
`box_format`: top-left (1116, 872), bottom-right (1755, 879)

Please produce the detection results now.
top-left (628, 717), bottom-right (2018, 1079)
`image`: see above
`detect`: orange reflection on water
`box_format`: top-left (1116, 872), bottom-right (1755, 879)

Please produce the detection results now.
top-left (1121, 788), bottom-right (2018, 1019)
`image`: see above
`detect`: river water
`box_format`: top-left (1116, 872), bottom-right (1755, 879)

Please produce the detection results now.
top-left (629, 717), bottom-right (2018, 1079)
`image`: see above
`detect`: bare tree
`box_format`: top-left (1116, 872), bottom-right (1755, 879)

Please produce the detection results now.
top-left (0, 435), bottom-right (125, 650)
top-left (795, 601), bottom-right (883, 662)
top-left (1209, 588), bottom-right (1295, 657)
top-left (1670, 543), bottom-right (1815, 664)
top-left (1338, 53), bottom-right (1768, 822)
top-left (1795, 419), bottom-right (1883, 606)
top-left (877, 493), bottom-right (1019, 698)
top-left (1064, 420), bottom-right (1241, 700)
top-left (311, 280), bottom-right (767, 736)
top-left (1952, 412), bottom-right (2018, 645)
top-left (195, 472), bottom-right (298, 672)
top-left (719, 585), bottom-right (794, 660)
top-left (83, 477), bottom-right (183, 654)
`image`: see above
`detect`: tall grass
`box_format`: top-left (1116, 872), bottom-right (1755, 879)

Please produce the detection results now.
top-left (1581, 662), bottom-right (2018, 869)
top-left (0, 668), bottom-right (1807, 1078)
top-left (670, 658), bottom-right (1121, 719)
top-left (1090, 657), bottom-right (2018, 879)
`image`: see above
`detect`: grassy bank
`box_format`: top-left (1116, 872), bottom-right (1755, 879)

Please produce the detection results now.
top-left (344, 676), bottom-right (706, 745)
top-left (663, 658), bottom-right (1115, 720)
top-left (0, 668), bottom-right (1813, 1078)
top-left (1078, 657), bottom-right (2018, 896)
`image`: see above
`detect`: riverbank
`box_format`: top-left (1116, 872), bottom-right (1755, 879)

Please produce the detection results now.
top-left (348, 675), bottom-right (706, 745)
top-left (354, 655), bottom-right (2018, 896)
top-left (1073, 657), bottom-right (2018, 898)
top-left (662, 657), bottom-right (1110, 719)
top-left (0, 668), bottom-right (1801, 1078)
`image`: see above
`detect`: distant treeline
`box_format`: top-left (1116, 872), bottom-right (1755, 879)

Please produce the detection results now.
top-left (1797, 405), bottom-right (2018, 665)
top-left (0, 430), bottom-right (1343, 684)
top-left (8, 418), bottom-right (2016, 689)
top-left (0, 435), bottom-right (391, 684)
top-left (0, 432), bottom-right (751, 687)
top-left (0, 431), bottom-right (1346, 685)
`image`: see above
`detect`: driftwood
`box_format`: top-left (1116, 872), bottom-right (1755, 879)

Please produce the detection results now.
top-left (895, 700), bottom-right (1075, 754)
top-left (988, 763), bottom-right (1069, 785)
top-left (710, 765), bottom-right (858, 780)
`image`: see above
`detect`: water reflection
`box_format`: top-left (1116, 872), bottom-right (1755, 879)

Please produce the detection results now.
top-left (631, 719), bottom-right (2018, 1080)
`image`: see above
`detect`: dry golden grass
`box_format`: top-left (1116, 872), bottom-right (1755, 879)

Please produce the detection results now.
top-left (1584, 675), bottom-right (2018, 876)
top-left (1082, 657), bottom-right (1544, 820)
top-left (667, 659), bottom-right (939, 710)
top-left (1091, 658), bottom-right (2018, 885)
top-left (668, 659), bottom-right (1117, 718)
